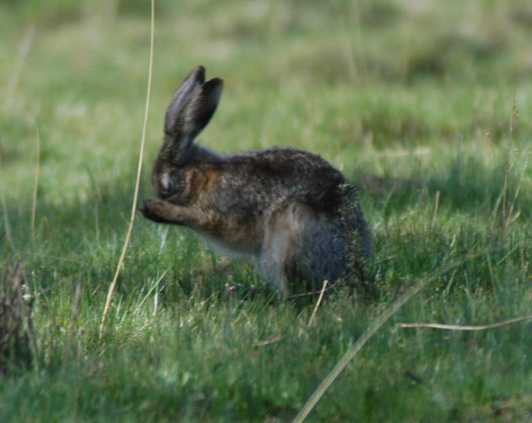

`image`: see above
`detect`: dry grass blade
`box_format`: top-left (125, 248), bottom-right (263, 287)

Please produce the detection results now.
top-left (4, 26), bottom-right (35, 112)
top-left (31, 130), bottom-right (41, 243)
top-left (99, 0), bottom-right (155, 337)
top-left (307, 280), bottom-right (328, 327)
top-left (431, 190), bottom-right (440, 229)
top-left (397, 315), bottom-right (532, 331)
top-left (253, 334), bottom-right (286, 348)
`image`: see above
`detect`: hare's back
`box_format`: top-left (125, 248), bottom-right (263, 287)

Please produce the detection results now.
top-left (193, 145), bottom-right (358, 222)
top-left (228, 147), bottom-right (347, 188)
top-left (236, 147), bottom-right (339, 171)
top-left (233, 147), bottom-right (351, 210)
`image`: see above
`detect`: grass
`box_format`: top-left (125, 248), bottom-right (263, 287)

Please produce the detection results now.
top-left (1, 0), bottom-right (532, 422)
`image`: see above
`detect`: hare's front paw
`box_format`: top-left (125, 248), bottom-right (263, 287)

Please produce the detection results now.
top-left (141, 199), bottom-right (174, 224)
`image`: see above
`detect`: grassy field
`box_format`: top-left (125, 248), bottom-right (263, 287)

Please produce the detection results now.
top-left (1, 0), bottom-right (532, 421)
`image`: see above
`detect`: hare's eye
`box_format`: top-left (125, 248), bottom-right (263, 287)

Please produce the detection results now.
top-left (160, 173), bottom-right (173, 193)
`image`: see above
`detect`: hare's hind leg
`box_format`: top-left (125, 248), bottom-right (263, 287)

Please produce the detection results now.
top-left (260, 202), bottom-right (357, 298)
top-left (259, 202), bottom-right (313, 299)
top-left (258, 229), bottom-right (292, 299)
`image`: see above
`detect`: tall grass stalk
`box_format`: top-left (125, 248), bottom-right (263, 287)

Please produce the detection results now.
top-left (31, 130), bottom-right (41, 243)
top-left (307, 280), bottom-right (328, 327)
top-left (498, 100), bottom-right (528, 245)
top-left (398, 315), bottom-right (532, 331)
top-left (4, 26), bottom-right (34, 112)
top-left (99, 0), bottom-right (155, 336)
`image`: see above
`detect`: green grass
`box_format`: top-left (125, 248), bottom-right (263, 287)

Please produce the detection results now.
top-left (1, 0), bottom-right (532, 422)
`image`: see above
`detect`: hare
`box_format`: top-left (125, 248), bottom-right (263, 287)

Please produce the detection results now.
top-left (141, 66), bottom-right (371, 298)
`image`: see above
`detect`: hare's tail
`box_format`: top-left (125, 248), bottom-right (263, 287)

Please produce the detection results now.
top-left (162, 66), bottom-right (223, 166)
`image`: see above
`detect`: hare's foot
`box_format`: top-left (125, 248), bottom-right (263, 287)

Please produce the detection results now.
top-left (141, 199), bottom-right (202, 227)
top-left (141, 199), bottom-right (177, 224)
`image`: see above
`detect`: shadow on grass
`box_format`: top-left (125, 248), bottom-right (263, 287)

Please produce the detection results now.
top-left (2, 152), bottom-right (530, 307)
top-left (360, 152), bottom-right (530, 219)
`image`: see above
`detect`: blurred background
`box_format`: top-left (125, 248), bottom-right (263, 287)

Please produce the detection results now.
top-left (1, 0), bottom-right (531, 213)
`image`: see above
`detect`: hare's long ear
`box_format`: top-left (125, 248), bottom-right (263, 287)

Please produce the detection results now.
top-left (164, 66), bottom-right (223, 166)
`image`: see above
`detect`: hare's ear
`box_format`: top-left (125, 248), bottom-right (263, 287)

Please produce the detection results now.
top-left (164, 66), bottom-right (223, 165)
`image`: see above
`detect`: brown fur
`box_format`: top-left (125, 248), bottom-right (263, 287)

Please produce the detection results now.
top-left (141, 66), bottom-right (371, 298)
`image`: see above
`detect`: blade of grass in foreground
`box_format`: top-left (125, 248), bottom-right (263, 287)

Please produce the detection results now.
top-left (99, 0), bottom-right (155, 337)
